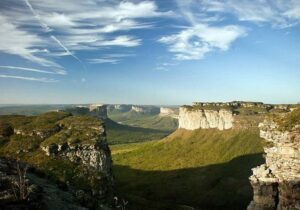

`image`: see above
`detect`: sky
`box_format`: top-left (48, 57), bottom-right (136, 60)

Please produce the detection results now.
top-left (0, 0), bottom-right (300, 105)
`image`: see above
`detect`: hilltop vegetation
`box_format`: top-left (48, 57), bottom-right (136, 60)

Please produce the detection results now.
top-left (111, 128), bottom-right (264, 210)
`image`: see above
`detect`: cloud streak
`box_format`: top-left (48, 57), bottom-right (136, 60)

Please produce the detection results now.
top-left (0, 65), bottom-right (63, 74)
top-left (0, 74), bottom-right (58, 82)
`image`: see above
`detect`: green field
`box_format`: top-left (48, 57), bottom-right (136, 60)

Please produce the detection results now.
top-left (111, 128), bottom-right (264, 210)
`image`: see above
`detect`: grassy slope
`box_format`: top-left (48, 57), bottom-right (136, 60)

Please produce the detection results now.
top-left (111, 128), bottom-right (264, 210)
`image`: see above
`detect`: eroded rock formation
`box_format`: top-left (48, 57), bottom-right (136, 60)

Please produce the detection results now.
top-left (178, 106), bottom-right (234, 130)
top-left (247, 117), bottom-right (300, 210)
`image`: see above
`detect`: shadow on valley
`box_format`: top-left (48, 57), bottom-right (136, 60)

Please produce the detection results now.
top-left (113, 153), bottom-right (264, 210)
top-left (105, 119), bottom-right (172, 144)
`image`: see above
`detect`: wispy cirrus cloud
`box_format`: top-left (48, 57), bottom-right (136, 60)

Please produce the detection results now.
top-left (0, 0), bottom-right (172, 81)
top-left (0, 74), bottom-right (58, 82)
top-left (159, 0), bottom-right (300, 61)
top-left (198, 0), bottom-right (300, 28)
top-left (159, 0), bottom-right (246, 61)
top-left (88, 53), bottom-right (135, 64)
top-left (0, 65), bottom-right (64, 74)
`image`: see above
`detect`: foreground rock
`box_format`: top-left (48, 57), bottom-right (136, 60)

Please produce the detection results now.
top-left (178, 106), bottom-right (234, 130)
top-left (0, 157), bottom-right (88, 210)
top-left (247, 110), bottom-right (300, 210)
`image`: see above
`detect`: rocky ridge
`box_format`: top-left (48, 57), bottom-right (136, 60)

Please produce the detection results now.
top-left (247, 113), bottom-right (300, 210)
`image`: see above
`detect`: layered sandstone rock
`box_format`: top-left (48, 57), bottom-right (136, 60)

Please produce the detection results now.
top-left (247, 119), bottom-right (300, 210)
top-left (178, 107), bottom-right (234, 130)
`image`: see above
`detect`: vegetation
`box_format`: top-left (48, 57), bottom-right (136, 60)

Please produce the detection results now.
top-left (276, 108), bottom-right (300, 131)
top-left (111, 128), bottom-right (264, 210)
top-left (41, 115), bottom-right (104, 147)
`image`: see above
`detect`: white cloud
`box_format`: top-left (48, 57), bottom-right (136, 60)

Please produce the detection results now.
top-left (159, 1), bottom-right (246, 60)
top-left (88, 53), bottom-right (135, 64)
top-left (0, 74), bottom-right (58, 82)
top-left (0, 15), bottom-right (56, 67)
top-left (0, 65), bottom-right (64, 74)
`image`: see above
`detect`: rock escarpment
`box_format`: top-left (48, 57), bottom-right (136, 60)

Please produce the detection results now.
top-left (247, 112), bottom-right (300, 210)
top-left (178, 106), bottom-right (234, 130)
top-left (159, 107), bottom-right (179, 119)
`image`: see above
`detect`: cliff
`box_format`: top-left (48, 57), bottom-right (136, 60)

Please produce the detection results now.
top-left (247, 109), bottom-right (300, 210)
top-left (178, 106), bottom-right (234, 130)
top-left (159, 107), bottom-right (179, 118)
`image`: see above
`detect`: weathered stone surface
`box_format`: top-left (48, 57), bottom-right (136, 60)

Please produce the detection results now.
top-left (248, 118), bottom-right (300, 210)
top-left (178, 107), bottom-right (234, 130)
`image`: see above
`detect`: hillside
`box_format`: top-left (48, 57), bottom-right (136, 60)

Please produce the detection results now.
top-left (111, 128), bottom-right (265, 210)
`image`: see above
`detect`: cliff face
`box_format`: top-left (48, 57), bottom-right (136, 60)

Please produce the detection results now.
top-left (247, 117), bottom-right (300, 210)
top-left (159, 107), bottom-right (179, 118)
top-left (178, 107), bottom-right (234, 130)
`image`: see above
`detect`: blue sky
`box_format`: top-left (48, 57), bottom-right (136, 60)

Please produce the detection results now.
top-left (0, 0), bottom-right (300, 105)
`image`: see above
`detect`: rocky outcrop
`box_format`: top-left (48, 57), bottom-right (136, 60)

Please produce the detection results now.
top-left (40, 116), bottom-right (112, 177)
top-left (178, 107), bottom-right (234, 130)
top-left (247, 119), bottom-right (300, 210)
top-left (159, 107), bottom-right (179, 118)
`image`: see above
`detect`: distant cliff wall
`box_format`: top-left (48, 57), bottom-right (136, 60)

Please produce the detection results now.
top-left (65, 104), bottom-right (107, 120)
top-left (131, 105), bottom-right (160, 114)
top-left (178, 107), bottom-right (234, 130)
top-left (159, 107), bottom-right (179, 118)
top-left (247, 116), bottom-right (300, 210)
